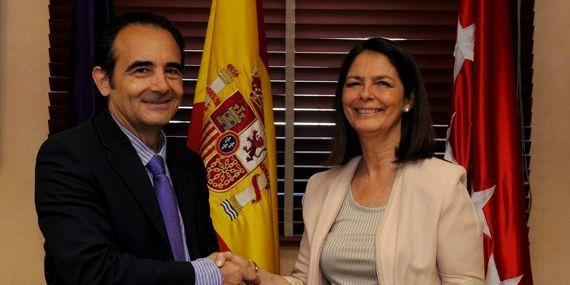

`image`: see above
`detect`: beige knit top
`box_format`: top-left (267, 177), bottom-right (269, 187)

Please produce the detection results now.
top-left (319, 188), bottom-right (384, 285)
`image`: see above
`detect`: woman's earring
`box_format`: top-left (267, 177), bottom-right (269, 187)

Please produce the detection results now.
top-left (403, 107), bottom-right (410, 113)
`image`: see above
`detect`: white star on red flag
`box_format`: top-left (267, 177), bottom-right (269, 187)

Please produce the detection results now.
top-left (471, 185), bottom-right (495, 238)
top-left (453, 21), bottom-right (475, 79)
top-left (473, 185), bottom-right (526, 284)
top-left (486, 254), bottom-right (524, 285)
top-left (443, 113), bottom-right (458, 164)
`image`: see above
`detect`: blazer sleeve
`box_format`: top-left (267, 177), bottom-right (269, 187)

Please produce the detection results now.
top-left (283, 172), bottom-right (322, 285)
top-left (35, 138), bottom-right (199, 285)
top-left (437, 169), bottom-right (485, 285)
top-left (284, 229), bottom-right (309, 285)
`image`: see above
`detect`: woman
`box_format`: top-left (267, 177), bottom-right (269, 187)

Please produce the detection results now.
top-left (222, 38), bottom-right (484, 285)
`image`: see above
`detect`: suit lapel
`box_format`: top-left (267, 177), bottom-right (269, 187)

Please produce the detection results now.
top-left (310, 156), bottom-right (361, 276)
top-left (166, 144), bottom-right (200, 258)
top-left (94, 110), bottom-right (171, 252)
top-left (314, 156), bottom-right (360, 238)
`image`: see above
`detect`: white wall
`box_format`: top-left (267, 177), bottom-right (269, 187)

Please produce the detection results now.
top-left (528, 0), bottom-right (570, 283)
top-left (0, 0), bottom-right (50, 284)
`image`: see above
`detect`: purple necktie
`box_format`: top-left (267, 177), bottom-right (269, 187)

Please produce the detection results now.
top-left (146, 155), bottom-right (186, 261)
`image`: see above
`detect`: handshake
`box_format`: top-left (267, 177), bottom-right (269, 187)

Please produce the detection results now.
top-left (209, 252), bottom-right (288, 285)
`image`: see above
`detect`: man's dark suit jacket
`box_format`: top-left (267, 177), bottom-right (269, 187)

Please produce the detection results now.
top-left (35, 109), bottom-right (218, 285)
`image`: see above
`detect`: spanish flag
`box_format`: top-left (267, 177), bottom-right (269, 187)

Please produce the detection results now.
top-left (186, 0), bottom-right (279, 273)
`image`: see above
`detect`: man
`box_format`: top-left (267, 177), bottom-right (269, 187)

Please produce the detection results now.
top-left (35, 12), bottom-right (253, 284)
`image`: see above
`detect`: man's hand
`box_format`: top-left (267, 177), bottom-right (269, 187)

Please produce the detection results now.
top-left (210, 252), bottom-right (260, 285)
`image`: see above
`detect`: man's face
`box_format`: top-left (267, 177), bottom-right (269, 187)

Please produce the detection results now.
top-left (94, 24), bottom-right (184, 135)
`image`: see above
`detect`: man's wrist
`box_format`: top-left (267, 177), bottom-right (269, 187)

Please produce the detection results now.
top-left (191, 257), bottom-right (223, 285)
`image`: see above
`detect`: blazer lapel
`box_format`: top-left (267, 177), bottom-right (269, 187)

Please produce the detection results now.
top-left (310, 156), bottom-right (361, 275)
top-left (94, 110), bottom-right (171, 252)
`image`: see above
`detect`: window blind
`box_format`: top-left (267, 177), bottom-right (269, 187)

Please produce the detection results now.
top-left (48, 0), bottom-right (535, 240)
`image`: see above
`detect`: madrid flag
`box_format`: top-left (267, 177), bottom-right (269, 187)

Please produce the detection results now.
top-left (445, 0), bottom-right (533, 283)
top-left (187, 0), bottom-right (279, 273)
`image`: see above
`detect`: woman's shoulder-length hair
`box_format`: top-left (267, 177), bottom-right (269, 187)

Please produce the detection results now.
top-left (328, 37), bottom-right (435, 165)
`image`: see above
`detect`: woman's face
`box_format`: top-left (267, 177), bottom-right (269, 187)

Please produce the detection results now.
top-left (341, 50), bottom-right (412, 139)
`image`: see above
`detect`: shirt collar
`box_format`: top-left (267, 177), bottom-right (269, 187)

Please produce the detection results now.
top-left (110, 112), bottom-right (167, 166)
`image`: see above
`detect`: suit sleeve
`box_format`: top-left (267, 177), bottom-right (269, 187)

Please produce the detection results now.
top-left (35, 139), bottom-right (200, 285)
top-left (437, 169), bottom-right (485, 285)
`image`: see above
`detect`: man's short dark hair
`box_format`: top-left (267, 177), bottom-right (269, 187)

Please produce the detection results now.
top-left (93, 12), bottom-right (185, 81)
top-left (328, 37), bottom-right (435, 165)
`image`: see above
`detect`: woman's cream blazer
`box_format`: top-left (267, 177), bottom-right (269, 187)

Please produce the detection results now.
top-left (285, 156), bottom-right (484, 285)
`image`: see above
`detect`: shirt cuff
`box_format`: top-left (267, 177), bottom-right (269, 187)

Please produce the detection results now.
top-left (191, 257), bottom-right (222, 285)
